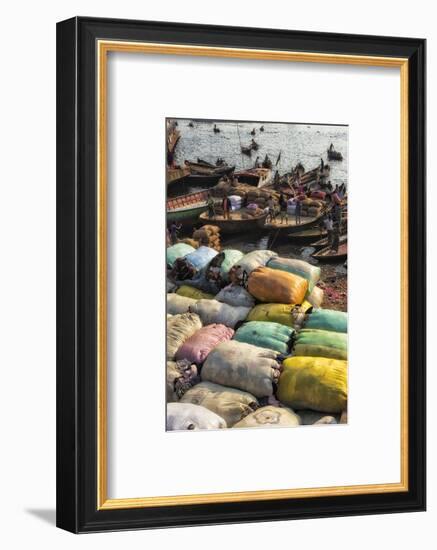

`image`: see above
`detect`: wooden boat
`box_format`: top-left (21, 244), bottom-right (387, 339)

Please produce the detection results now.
top-left (312, 240), bottom-right (348, 262)
top-left (241, 146), bottom-right (252, 156)
top-left (235, 168), bottom-right (273, 188)
top-left (184, 160), bottom-right (235, 177)
top-left (310, 233), bottom-right (347, 249)
top-left (199, 209), bottom-right (268, 234)
top-left (265, 205), bottom-right (330, 237)
top-left (182, 174), bottom-right (223, 187)
top-left (259, 125), bottom-right (265, 132)
top-left (167, 190), bottom-right (209, 224)
top-left (287, 228), bottom-right (328, 244)
top-left (166, 166), bottom-right (191, 185)
top-left (213, 124), bottom-right (220, 133)
top-left (327, 149), bottom-right (343, 161)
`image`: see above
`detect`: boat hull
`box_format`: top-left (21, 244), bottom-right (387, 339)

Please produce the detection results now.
top-left (199, 211), bottom-right (268, 234)
top-left (312, 242), bottom-right (348, 262)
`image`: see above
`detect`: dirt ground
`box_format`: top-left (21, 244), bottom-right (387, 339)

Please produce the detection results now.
top-left (317, 263), bottom-right (347, 311)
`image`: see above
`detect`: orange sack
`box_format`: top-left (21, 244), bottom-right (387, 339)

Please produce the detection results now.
top-left (248, 266), bottom-right (308, 304)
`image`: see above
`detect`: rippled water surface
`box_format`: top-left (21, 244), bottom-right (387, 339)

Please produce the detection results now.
top-left (171, 118), bottom-right (348, 187)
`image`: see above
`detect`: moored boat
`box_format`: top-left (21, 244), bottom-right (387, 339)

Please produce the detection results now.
top-left (167, 190), bottom-right (210, 224)
top-left (166, 165), bottom-right (191, 185)
top-left (234, 168), bottom-right (273, 188)
top-left (199, 209), bottom-right (268, 234)
top-left (287, 228), bottom-right (328, 244)
top-left (310, 233), bottom-right (347, 249)
top-left (312, 240), bottom-right (348, 262)
top-left (184, 160), bottom-right (235, 177)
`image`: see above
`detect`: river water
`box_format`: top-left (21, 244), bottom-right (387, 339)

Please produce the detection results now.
top-left (171, 118), bottom-right (348, 188)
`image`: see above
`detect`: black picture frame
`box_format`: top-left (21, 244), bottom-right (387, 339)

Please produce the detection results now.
top-left (57, 16), bottom-right (426, 533)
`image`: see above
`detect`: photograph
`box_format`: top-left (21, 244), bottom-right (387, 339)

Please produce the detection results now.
top-left (166, 118), bottom-right (348, 431)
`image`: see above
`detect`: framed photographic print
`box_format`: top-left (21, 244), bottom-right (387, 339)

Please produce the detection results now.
top-left (56, 17), bottom-right (426, 533)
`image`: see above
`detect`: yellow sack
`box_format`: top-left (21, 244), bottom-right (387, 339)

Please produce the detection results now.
top-left (248, 266), bottom-right (308, 305)
top-left (278, 356), bottom-right (347, 413)
top-left (247, 302), bottom-right (312, 327)
top-left (293, 343), bottom-right (348, 361)
top-left (176, 285), bottom-right (214, 300)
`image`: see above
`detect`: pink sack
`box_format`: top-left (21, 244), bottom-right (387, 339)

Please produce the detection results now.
top-left (310, 190), bottom-right (326, 200)
top-left (175, 324), bottom-right (234, 365)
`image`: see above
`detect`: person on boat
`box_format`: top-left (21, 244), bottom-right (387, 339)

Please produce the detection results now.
top-left (323, 215), bottom-right (334, 248)
top-left (295, 198), bottom-right (302, 225)
top-left (222, 195), bottom-right (231, 220)
top-left (267, 197), bottom-right (277, 223)
top-left (260, 125), bottom-right (264, 132)
top-left (331, 224), bottom-right (340, 254)
top-left (331, 188), bottom-right (343, 225)
top-left (207, 194), bottom-right (216, 219)
top-left (329, 143), bottom-right (334, 152)
top-left (254, 156), bottom-right (260, 168)
top-left (320, 157), bottom-right (324, 170)
top-left (170, 222), bottom-right (182, 244)
top-left (279, 194), bottom-right (288, 224)
top-left (213, 124), bottom-right (220, 133)
top-left (251, 128), bottom-right (256, 136)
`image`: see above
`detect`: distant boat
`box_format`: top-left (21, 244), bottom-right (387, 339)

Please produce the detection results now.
top-left (199, 209), bottom-right (268, 234)
top-left (250, 128), bottom-right (256, 136)
top-left (312, 240), bottom-right (348, 262)
top-left (241, 145), bottom-right (252, 156)
top-left (260, 125), bottom-right (265, 132)
top-left (327, 145), bottom-right (343, 161)
top-left (213, 124), bottom-right (220, 133)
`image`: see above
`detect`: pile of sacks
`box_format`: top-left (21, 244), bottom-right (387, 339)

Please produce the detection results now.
top-left (246, 188), bottom-right (280, 210)
top-left (192, 224), bottom-right (221, 251)
top-left (166, 243), bottom-right (348, 430)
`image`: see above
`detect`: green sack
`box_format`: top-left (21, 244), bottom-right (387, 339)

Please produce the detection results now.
top-left (296, 329), bottom-right (347, 351)
top-left (234, 321), bottom-right (295, 355)
top-left (278, 356), bottom-right (347, 413)
top-left (166, 243), bottom-right (195, 268)
top-left (305, 309), bottom-right (348, 333)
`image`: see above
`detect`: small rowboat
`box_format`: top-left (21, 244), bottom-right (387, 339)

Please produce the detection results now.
top-left (167, 190), bottom-right (209, 224)
top-left (287, 228), bottom-right (328, 244)
top-left (310, 234), bottom-right (347, 249)
top-left (199, 210), bottom-right (268, 234)
top-left (327, 149), bottom-right (343, 161)
top-left (312, 240), bottom-right (348, 262)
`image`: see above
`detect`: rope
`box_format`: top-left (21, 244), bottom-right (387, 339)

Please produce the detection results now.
top-left (236, 122), bottom-right (246, 169)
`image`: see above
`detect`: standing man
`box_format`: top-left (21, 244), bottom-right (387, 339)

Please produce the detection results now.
top-left (170, 221), bottom-right (182, 244)
top-left (222, 195), bottom-right (231, 220)
top-left (279, 193), bottom-right (288, 224)
top-left (295, 197), bottom-right (302, 225)
top-left (323, 215), bottom-right (334, 248)
top-left (331, 223), bottom-right (340, 254)
top-left (207, 193), bottom-right (215, 219)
